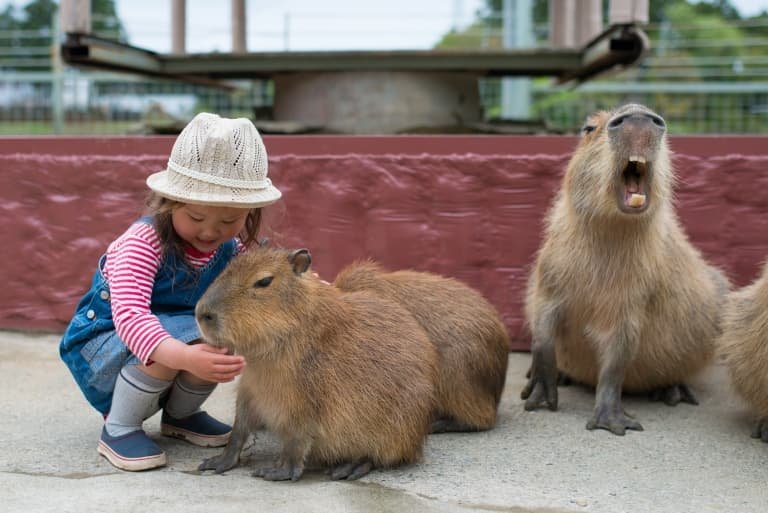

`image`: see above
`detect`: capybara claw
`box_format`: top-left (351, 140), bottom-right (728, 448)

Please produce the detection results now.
top-left (330, 460), bottom-right (373, 480)
top-left (252, 464), bottom-right (303, 481)
top-left (522, 379), bottom-right (558, 411)
top-left (586, 408), bottom-right (643, 436)
top-left (199, 454), bottom-right (238, 474)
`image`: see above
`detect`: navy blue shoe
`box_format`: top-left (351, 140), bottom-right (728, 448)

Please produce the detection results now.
top-left (161, 411), bottom-right (231, 447)
top-left (97, 427), bottom-right (166, 471)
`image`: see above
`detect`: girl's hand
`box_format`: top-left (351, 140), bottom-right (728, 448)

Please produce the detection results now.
top-left (183, 343), bottom-right (245, 383)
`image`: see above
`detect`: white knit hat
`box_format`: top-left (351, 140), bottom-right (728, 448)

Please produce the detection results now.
top-left (146, 112), bottom-right (282, 208)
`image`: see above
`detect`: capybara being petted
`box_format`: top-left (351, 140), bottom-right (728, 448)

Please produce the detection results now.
top-left (719, 261), bottom-right (768, 442)
top-left (196, 247), bottom-right (438, 481)
top-left (522, 103), bottom-right (729, 435)
top-left (334, 261), bottom-right (509, 433)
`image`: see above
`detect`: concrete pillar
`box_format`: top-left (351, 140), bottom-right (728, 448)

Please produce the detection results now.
top-left (273, 72), bottom-right (482, 134)
top-left (232, 0), bottom-right (246, 53)
top-left (172, 0), bottom-right (186, 54)
top-left (609, 0), bottom-right (649, 24)
top-left (575, 0), bottom-right (603, 46)
top-left (60, 0), bottom-right (90, 34)
top-left (549, 0), bottom-right (576, 48)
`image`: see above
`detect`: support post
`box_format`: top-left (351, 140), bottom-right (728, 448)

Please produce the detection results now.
top-left (172, 0), bottom-right (186, 54)
top-left (609, 0), bottom-right (649, 25)
top-left (501, 0), bottom-right (533, 119)
top-left (59, 0), bottom-right (90, 34)
top-left (232, 0), bottom-right (246, 53)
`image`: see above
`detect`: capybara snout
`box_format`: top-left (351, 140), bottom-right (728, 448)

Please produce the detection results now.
top-left (606, 104), bottom-right (666, 165)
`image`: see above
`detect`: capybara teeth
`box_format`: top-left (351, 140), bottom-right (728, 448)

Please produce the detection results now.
top-left (628, 193), bottom-right (646, 207)
top-left (629, 155), bottom-right (647, 164)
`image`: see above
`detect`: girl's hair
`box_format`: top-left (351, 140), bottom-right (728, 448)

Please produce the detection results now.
top-left (145, 191), bottom-right (263, 263)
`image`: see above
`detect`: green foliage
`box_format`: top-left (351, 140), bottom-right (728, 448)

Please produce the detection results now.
top-left (0, 0), bottom-right (127, 71)
top-left (445, 0), bottom-right (766, 133)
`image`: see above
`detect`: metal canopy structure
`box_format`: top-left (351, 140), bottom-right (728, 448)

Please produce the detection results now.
top-left (61, 24), bottom-right (647, 85)
top-left (57, 0), bottom-right (651, 133)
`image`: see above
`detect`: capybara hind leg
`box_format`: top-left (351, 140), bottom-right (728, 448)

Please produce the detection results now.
top-left (330, 459), bottom-right (374, 480)
top-left (252, 437), bottom-right (310, 482)
top-left (430, 416), bottom-right (488, 433)
top-left (751, 418), bottom-right (768, 443)
top-left (521, 303), bottom-right (560, 411)
top-left (199, 395), bottom-right (253, 473)
top-left (648, 384), bottom-right (698, 406)
top-left (586, 337), bottom-right (643, 436)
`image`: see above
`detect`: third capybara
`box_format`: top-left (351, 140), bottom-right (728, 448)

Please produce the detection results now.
top-left (522, 103), bottom-right (730, 435)
top-left (719, 260), bottom-right (768, 442)
top-left (196, 247), bottom-right (438, 481)
top-left (334, 260), bottom-right (510, 433)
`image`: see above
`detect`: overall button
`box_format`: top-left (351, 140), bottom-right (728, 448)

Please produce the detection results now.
top-left (86, 309), bottom-right (96, 320)
top-left (100, 290), bottom-right (110, 301)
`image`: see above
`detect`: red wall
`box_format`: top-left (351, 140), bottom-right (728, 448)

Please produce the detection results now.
top-left (1, 135), bottom-right (766, 350)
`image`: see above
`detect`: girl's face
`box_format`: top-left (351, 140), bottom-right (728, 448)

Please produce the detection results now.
top-left (172, 204), bottom-right (250, 253)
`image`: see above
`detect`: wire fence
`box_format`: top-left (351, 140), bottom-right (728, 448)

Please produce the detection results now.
top-left (0, 9), bottom-right (766, 135)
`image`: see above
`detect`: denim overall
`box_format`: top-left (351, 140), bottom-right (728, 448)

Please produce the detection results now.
top-left (59, 218), bottom-right (238, 414)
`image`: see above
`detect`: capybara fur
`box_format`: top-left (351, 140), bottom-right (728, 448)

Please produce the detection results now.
top-left (522, 103), bottom-right (730, 435)
top-left (334, 261), bottom-right (510, 433)
top-left (719, 261), bottom-right (768, 442)
top-left (196, 247), bottom-right (438, 481)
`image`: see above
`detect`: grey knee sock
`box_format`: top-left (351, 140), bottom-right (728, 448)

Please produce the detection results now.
top-left (105, 365), bottom-right (173, 437)
top-left (163, 374), bottom-right (216, 420)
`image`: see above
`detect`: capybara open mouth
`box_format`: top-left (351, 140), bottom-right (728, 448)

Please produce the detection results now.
top-left (619, 155), bottom-right (650, 213)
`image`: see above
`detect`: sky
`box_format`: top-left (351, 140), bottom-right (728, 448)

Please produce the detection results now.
top-left (118, 0), bottom-right (768, 53)
top-left (2, 0), bottom-right (767, 52)
top-left (114, 0), bottom-right (487, 53)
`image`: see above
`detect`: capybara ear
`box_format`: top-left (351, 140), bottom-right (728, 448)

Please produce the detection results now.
top-left (289, 249), bottom-right (312, 275)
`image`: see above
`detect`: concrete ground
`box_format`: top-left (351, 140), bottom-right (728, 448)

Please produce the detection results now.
top-left (1, 330), bottom-right (766, 513)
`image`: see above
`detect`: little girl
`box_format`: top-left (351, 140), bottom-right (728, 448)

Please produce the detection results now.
top-left (60, 112), bottom-right (282, 471)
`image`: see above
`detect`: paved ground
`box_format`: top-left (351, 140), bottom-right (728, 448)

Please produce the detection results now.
top-left (1, 330), bottom-right (766, 513)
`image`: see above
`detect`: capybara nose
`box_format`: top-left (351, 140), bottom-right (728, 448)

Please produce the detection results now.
top-left (607, 112), bottom-right (666, 133)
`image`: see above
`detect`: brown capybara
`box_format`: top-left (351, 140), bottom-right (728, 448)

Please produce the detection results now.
top-left (334, 261), bottom-right (510, 433)
top-left (522, 103), bottom-right (730, 435)
top-left (719, 261), bottom-right (768, 442)
top-left (196, 247), bottom-right (438, 481)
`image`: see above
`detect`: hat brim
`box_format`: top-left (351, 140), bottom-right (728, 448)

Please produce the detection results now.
top-left (146, 170), bottom-right (282, 209)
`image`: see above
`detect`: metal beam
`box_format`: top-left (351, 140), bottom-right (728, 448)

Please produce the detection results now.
top-left (60, 24), bottom-right (648, 85)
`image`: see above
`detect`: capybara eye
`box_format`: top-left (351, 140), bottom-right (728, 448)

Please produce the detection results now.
top-left (254, 276), bottom-right (273, 288)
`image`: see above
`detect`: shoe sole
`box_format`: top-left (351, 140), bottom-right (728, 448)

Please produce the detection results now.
top-left (160, 424), bottom-right (230, 448)
top-left (97, 441), bottom-right (166, 471)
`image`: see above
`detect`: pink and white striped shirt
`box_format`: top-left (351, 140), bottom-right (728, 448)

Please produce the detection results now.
top-left (102, 222), bottom-right (243, 364)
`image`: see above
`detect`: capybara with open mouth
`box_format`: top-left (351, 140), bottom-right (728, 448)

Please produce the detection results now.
top-left (334, 261), bottom-right (509, 433)
top-left (522, 103), bottom-right (730, 435)
top-left (196, 247), bottom-right (438, 480)
top-left (719, 261), bottom-right (768, 442)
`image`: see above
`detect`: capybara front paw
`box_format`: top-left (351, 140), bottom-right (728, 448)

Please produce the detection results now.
top-left (330, 460), bottom-right (373, 480)
top-left (751, 418), bottom-right (768, 442)
top-left (586, 408), bottom-right (643, 436)
top-left (648, 384), bottom-right (698, 406)
top-left (252, 463), bottom-right (303, 481)
top-left (198, 453), bottom-right (239, 474)
top-left (521, 375), bottom-right (558, 411)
